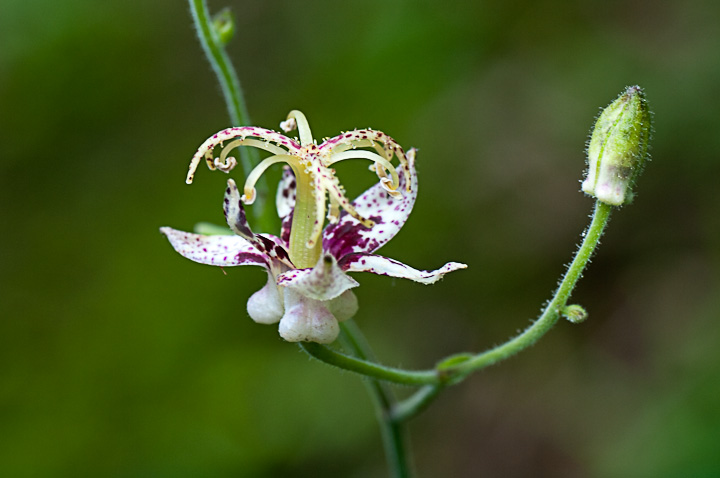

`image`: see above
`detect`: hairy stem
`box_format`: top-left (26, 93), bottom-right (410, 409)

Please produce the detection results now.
top-left (338, 321), bottom-right (413, 478)
top-left (302, 200), bottom-right (612, 424)
top-left (450, 200), bottom-right (612, 377)
top-left (188, 0), bottom-right (272, 228)
top-left (391, 385), bottom-right (444, 423)
top-left (300, 341), bottom-right (439, 386)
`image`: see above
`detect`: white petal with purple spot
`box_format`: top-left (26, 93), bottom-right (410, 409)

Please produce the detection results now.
top-left (339, 253), bottom-right (467, 284)
top-left (160, 227), bottom-right (269, 267)
top-left (276, 166), bottom-right (297, 219)
top-left (224, 178), bottom-right (256, 241)
top-left (323, 148), bottom-right (418, 259)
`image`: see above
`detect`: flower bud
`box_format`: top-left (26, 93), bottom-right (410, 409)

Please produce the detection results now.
top-left (212, 8), bottom-right (235, 46)
top-left (582, 86), bottom-right (651, 206)
top-left (562, 304), bottom-right (588, 324)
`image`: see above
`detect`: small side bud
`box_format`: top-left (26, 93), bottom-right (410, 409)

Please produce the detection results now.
top-left (562, 304), bottom-right (588, 324)
top-left (436, 353), bottom-right (474, 385)
top-left (582, 86), bottom-right (651, 206)
top-left (212, 8), bottom-right (235, 46)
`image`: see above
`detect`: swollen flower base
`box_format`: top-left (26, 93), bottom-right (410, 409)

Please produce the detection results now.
top-left (161, 111), bottom-right (466, 343)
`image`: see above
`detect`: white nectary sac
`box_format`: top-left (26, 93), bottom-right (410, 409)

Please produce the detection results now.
top-left (247, 272), bottom-right (284, 324)
top-left (278, 289), bottom-right (340, 344)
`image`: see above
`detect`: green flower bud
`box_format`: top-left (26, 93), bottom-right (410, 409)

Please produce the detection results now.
top-left (562, 304), bottom-right (588, 324)
top-left (582, 86), bottom-right (651, 206)
top-left (212, 8), bottom-right (235, 46)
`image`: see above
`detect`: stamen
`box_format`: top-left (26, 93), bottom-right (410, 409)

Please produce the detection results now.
top-left (381, 178), bottom-right (402, 198)
top-left (325, 150), bottom-right (400, 192)
top-left (280, 117), bottom-right (296, 133)
top-left (242, 154), bottom-right (297, 204)
top-left (186, 126), bottom-right (301, 184)
top-left (333, 138), bottom-right (392, 184)
top-left (242, 188), bottom-right (256, 204)
top-left (322, 130), bottom-right (411, 192)
top-left (220, 138), bottom-right (288, 161)
top-left (327, 183), bottom-right (375, 229)
top-left (213, 156), bottom-right (237, 173)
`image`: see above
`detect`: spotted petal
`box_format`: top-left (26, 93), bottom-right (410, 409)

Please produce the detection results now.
top-left (276, 254), bottom-right (359, 301)
top-left (276, 165), bottom-right (297, 219)
top-left (275, 166), bottom-right (296, 245)
top-left (160, 227), bottom-right (269, 267)
top-left (323, 148), bottom-right (418, 259)
top-left (339, 253), bottom-right (467, 284)
top-left (224, 178), bottom-right (293, 269)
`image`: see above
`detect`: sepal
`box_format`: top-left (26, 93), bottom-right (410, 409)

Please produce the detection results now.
top-left (160, 227), bottom-right (268, 267)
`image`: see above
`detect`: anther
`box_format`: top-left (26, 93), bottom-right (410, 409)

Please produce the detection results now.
top-left (214, 156), bottom-right (237, 173)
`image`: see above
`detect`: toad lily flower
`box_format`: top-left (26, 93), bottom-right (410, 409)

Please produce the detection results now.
top-left (161, 111), bottom-right (466, 343)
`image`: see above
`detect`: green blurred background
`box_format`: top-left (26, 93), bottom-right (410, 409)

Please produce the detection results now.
top-left (2, 0), bottom-right (719, 476)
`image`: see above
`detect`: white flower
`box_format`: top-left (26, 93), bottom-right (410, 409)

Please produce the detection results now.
top-left (161, 111), bottom-right (466, 343)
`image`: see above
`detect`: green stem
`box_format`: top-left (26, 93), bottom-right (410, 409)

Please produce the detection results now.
top-left (187, 0), bottom-right (272, 229)
top-left (450, 200), bottom-right (612, 377)
top-left (300, 341), bottom-right (439, 386)
top-left (391, 385), bottom-right (444, 423)
top-left (302, 201), bottom-right (612, 407)
top-left (338, 321), bottom-right (413, 478)
top-left (301, 201), bottom-right (611, 475)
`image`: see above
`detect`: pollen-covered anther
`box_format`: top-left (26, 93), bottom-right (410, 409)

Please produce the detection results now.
top-left (280, 117), bottom-right (297, 133)
top-left (213, 156), bottom-right (237, 173)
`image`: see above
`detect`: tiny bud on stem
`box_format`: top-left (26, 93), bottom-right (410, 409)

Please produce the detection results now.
top-left (563, 304), bottom-right (588, 324)
top-left (212, 8), bottom-right (235, 46)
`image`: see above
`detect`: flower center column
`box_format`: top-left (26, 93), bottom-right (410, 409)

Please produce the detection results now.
top-left (288, 169), bottom-right (323, 269)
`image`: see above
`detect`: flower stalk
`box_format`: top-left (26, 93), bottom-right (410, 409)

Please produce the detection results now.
top-left (302, 200), bottom-right (613, 386)
top-left (187, 0), bottom-right (272, 228)
top-left (338, 321), bottom-right (413, 478)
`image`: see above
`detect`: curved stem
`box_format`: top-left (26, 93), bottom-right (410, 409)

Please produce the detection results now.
top-left (300, 341), bottom-right (440, 386)
top-left (302, 201), bottom-right (612, 388)
top-left (450, 201), bottom-right (612, 377)
top-left (300, 201), bottom-right (612, 476)
top-left (188, 0), bottom-right (272, 229)
top-left (391, 385), bottom-right (445, 423)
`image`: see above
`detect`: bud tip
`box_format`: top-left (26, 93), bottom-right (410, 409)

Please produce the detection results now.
top-left (582, 85), bottom-right (652, 206)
